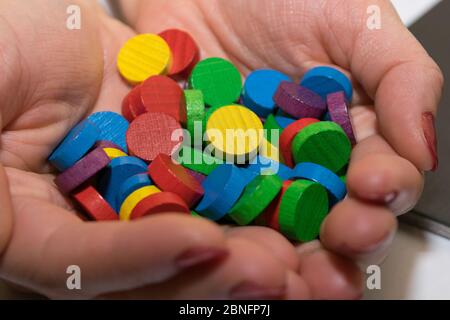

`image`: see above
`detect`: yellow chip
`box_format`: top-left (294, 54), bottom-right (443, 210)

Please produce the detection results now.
top-left (117, 34), bottom-right (172, 85)
top-left (119, 186), bottom-right (161, 221)
top-left (103, 148), bottom-right (128, 160)
top-left (206, 105), bottom-right (263, 161)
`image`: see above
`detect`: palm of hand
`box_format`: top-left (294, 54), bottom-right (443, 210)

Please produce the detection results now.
top-left (0, 0), bottom-right (435, 299)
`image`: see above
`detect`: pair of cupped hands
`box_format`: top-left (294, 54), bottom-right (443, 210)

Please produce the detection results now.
top-left (0, 0), bottom-right (443, 299)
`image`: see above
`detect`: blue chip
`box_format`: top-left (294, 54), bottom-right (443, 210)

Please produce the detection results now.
top-left (242, 69), bottom-right (291, 117)
top-left (49, 119), bottom-right (100, 171)
top-left (275, 115), bottom-right (295, 128)
top-left (116, 173), bottom-right (153, 210)
top-left (87, 111), bottom-right (129, 152)
top-left (98, 156), bottom-right (148, 211)
top-left (300, 66), bottom-right (353, 101)
top-left (196, 164), bottom-right (248, 221)
top-left (293, 162), bottom-right (347, 205)
top-left (247, 156), bottom-right (294, 181)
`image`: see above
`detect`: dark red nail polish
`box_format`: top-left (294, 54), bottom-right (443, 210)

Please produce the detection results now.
top-left (230, 281), bottom-right (285, 300)
top-left (175, 247), bottom-right (228, 270)
top-left (422, 112), bottom-right (438, 171)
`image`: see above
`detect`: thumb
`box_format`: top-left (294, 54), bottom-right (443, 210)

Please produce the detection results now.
top-left (346, 0), bottom-right (443, 171)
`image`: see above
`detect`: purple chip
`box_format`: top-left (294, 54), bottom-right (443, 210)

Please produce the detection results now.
top-left (326, 91), bottom-right (356, 145)
top-left (273, 81), bottom-right (326, 119)
top-left (54, 147), bottom-right (111, 194)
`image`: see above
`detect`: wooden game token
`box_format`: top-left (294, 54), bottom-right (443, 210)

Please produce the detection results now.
top-left (187, 169), bottom-right (206, 184)
top-left (242, 69), bottom-right (291, 117)
top-left (205, 105), bottom-right (263, 160)
top-left (87, 112), bottom-right (130, 153)
top-left (130, 192), bottom-right (190, 219)
top-left (259, 137), bottom-right (280, 163)
top-left (103, 148), bottom-right (128, 160)
top-left (117, 34), bottom-right (172, 85)
top-left (264, 114), bottom-right (282, 146)
top-left (255, 180), bottom-right (293, 231)
top-left (49, 119), bottom-right (100, 171)
top-left (98, 156), bottom-right (148, 211)
top-left (119, 186), bottom-right (161, 221)
top-left (159, 29), bottom-right (199, 77)
top-left (126, 112), bottom-right (184, 162)
top-left (274, 115), bottom-right (295, 129)
top-left (247, 156), bottom-right (294, 181)
top-left (54, 147), bottom-right (110, 194)
top-left (116, 173), bottom-right (152, 209)
top-left (189, 57), bottom-right (242, 107)
top-left (326, 91), bottom-right (356, 145)
top-left (176, 146), bottom-right (223, 175)
top-left (95, 140), bottom-right (124, 151)
top-left (73, 185), bottom-right (119, 221)
top-left (195, 164), bottom-right (248, 221)
top-left (293, 162), bottom-right (347, 203)
top-left (140, 76), bottom-right (187, 125)
top-left (202, 105), bottom-right (225, 133)
top-left (122, 85), bottom-right (146, 122)
top-left (148, 154), bottom-right (204, 207)
top-left (301, 66), bottom-right (353, 101)
top-left (278, 179), bottom-right (329, 242)
top-left (274, 82), bottom-right (326, 119)
top-left (184, 89), bottom-right (205, 139)
top-left (279, 118), bottom-right (319, 167)
top-left (229, 174), bottom-right (283, 225)
top-left (291, 121), bottom-right (351, 173)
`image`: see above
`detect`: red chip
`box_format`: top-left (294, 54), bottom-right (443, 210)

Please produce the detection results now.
top-left (159, 29), bottom-right (200, 77)
top-left (148, 154), bottom-right (204, 208)
top-left (126, 112), bottom-right (183, 162)
top-left (122, 85), bottom-right (146, 122)
top-left (279, 118), bottom-right (319, 167)
top-left (257, 180), bottom-right (292, 231)
top-left (130, 192), bottom-right (190, 220)
top-left (73, 185), bottom-right (119, 221)
top-left (140, 75), bottom-right (187, 125)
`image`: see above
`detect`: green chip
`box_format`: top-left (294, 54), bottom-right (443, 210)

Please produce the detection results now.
top-left (189, 57), bottom-right (242, 108)
top-left (291, 121), bottom-right (351, 173)
top-left (184, 90), bottom-right (205, 141)
top-left (177, 146), bottom-right (223, 175)
top-left (278, 180), bottom-right (329, 242)
top-left (264, 114), bottom-right (282, 146)
top-left (191, 210), bottom-right (200, 217)
top-left (229, 174), bottom-right (283, 226)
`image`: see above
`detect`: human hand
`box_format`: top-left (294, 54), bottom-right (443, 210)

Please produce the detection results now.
top-left (119, 0), bottom-right (443, 295)
top-left (0, 0), bottom-right (362, 300)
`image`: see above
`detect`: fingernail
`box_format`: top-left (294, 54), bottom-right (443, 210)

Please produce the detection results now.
top-left (422, 112), bottom-right (438, 171)
top-left (230, 281), bottom-right (285, 300)
top-left (175, 247), bottom-right (229, 270)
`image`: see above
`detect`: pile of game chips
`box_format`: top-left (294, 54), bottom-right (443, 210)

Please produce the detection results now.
top-left (49, 29), bottom-right (355, 242)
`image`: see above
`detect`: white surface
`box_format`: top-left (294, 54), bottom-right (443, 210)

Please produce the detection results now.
top-left (391, 0), bottom-right (443, 26)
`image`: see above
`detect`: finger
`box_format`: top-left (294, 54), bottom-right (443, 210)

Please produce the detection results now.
top-left (298, 246), bottom-right (363, 300)
top-left (225, 226), bottom-right (300, 271)
top-left (100, 237), bottom-right (296, 300)
top-left (346, 0), bottom-right (443, 171)
top-left (0, 165), bottom-right (13, 254)
top-left (347, 135), bottom-right (424, 215)
top-left (320, 197), bottom-right (397, 264)
top-left (0, 199), bottom-right (228, 299)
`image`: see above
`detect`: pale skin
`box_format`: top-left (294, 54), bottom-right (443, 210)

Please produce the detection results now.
top-left (0, 0), bottom-right (442, 299)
